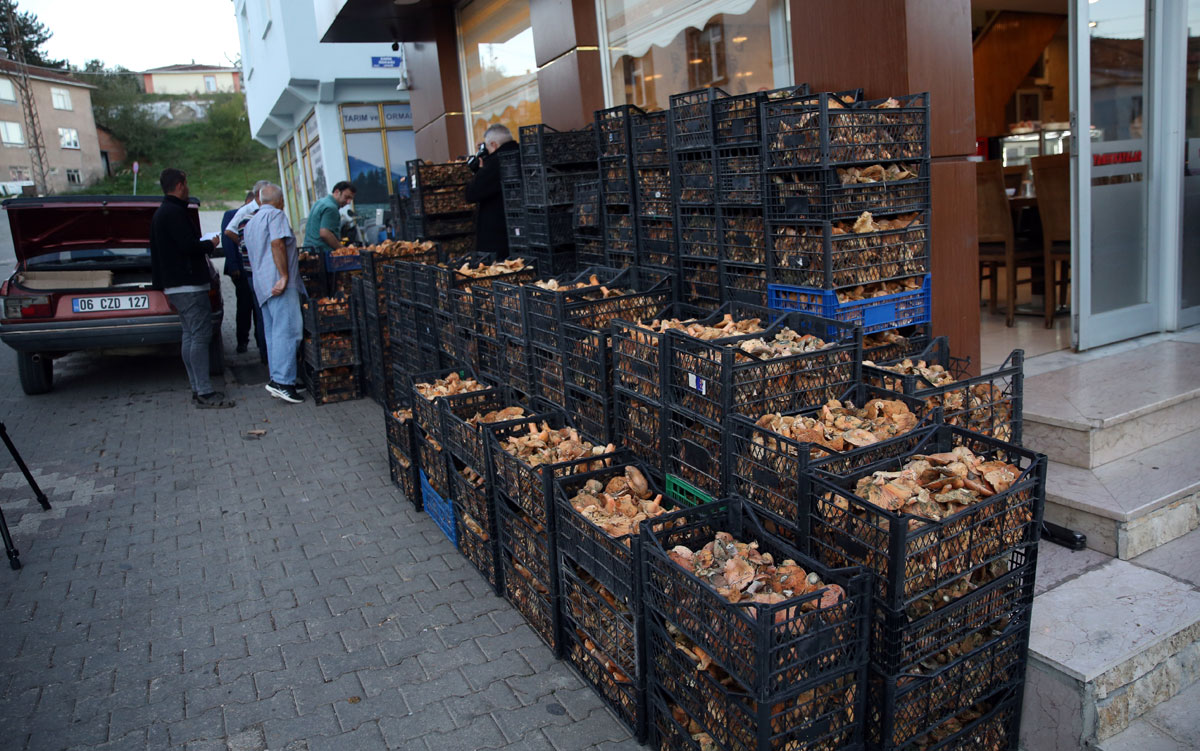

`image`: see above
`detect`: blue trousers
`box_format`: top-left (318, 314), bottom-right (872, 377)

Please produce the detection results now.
top-left (260, 286), bottom-right (302, 386)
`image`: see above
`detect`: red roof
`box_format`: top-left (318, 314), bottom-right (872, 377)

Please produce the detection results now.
top-left (0, 58), bottom-right (94, 88)
top-left (142, 64), bottom-right (241, 74)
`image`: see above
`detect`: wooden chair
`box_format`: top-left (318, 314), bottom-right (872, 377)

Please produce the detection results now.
top-left (1003, 165), bottom-right (1025, 194)
top-left (977, 160), bottom-right (1040, 326)
top-left (1031, 154), bottom-right (1071, 328)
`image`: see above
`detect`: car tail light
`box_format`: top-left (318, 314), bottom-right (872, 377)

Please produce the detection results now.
top-left (4, 296), bottom-right (52, 319)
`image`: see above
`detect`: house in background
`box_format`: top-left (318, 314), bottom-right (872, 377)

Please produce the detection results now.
top-left (141, 64), bottom-right (242, 95)
top-left (0, 59), bottom-right (103, 194)
top-left (95, 125), bottom-right (127, 177)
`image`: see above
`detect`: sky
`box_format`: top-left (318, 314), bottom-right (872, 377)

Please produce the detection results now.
top-left (20, 0), bottom-right (243, 71)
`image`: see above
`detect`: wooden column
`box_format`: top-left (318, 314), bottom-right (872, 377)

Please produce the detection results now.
top-left (404, 3), bottom-right (468, 163)
top-left (789, 0), bottom-right (980, 369)
top-left (530, 0), bottom-right (606, 130)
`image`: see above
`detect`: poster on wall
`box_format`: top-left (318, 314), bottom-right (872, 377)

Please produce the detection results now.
top-left (345, 131), bottom-right (389, 205)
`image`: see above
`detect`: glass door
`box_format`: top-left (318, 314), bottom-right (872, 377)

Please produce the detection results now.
top-left (1180, 2), bottom-right (1200, 328)
top-left (1071, 0), bottom-right (1161, 349)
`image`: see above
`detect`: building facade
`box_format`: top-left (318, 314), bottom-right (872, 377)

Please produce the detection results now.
top-left (234, 0), bottom-right (417, 231)
top-left (0, 60), bottom-right (103, 195)
top-left (141, 65), bottom-right (242, 95)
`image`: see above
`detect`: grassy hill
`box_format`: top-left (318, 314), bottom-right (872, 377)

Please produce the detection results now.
top-left (78, 119), bottom-right (278, 210)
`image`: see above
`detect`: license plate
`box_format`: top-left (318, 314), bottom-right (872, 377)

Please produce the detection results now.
top-left (71, 294), bottom-right (150, 313)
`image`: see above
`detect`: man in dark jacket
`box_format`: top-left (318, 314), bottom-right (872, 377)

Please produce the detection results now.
top-left (150, 167), bottom-right (233, 409)
top-left (221, 190), bottom-right (266, 357)
top-left (464, 124), bottom-right (519, 260)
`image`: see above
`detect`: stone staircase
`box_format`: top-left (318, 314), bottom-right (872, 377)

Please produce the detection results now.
top-left (1018, 335), bottom-right (1200, 750)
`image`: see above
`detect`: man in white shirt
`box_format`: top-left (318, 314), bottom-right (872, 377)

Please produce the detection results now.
top-left (244, 184), bottom-right (304, 404)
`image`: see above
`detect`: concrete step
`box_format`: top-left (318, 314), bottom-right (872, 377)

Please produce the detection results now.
top-left (1020, 558), bottom-right (1200, 750)
top-left (1041, 427), bottom-right (1200, 559)
top-left (1022, 340), bottom-right (1200, 469)
top-left (1096, 677), bottom-right (1200, 751)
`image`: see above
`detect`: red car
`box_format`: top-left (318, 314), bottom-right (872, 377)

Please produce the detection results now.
top-left (0, 195), bottom-right (224, 395)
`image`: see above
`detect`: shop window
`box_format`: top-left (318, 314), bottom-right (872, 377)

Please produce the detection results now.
top-left (0, 78), bottom-right (14, 102)
top-left (1, 121), bottom-right (23, 146)
top-left (458, 0), bottom-right (541, 146)
top-left (600, 0), bottom-right (793, 111)
top-left (66, 169), bottom-right (82, 185)
top-left (51, 87), bottom-right (72, 110)
top-left (58, 127), bottom-right (79, 149)
top-left (340, 102), bottom-right (415, 206)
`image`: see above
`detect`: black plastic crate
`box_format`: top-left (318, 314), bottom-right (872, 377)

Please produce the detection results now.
top-left (561, 322), bottom-right (609, 398)
top-left (575, 235), bottom-right (605, 269)
top-left (669, 87), bottom-right (729, 152)
top-left (525, 165), bottom-right (598, 208)
top-left (568, 385), bottom-right (615, 462)
top-left (595, 104), bottom-right (644, 159)
top-left (302, 296), bottom-right (353, 332)
top-left (640, 497), bottom-right (871, 699)
top-left (647, 622), bottom-right (866, 751)
top-left (612, 387), bottom-right (665, 483)
top-left (389, 443), bottom-right (420, 511)
top-left (717, 147), bottom-right (763, 205)
top-left (407, 159), bottom-right (473, 215)
top-left (524, 244), bottom-right (578, 277)
top-left (765, 163), bottom-right (931, 223)
top-left (726, 383), bottom-right (931, 529)
top-left (490, 280), bottom-right (528, 340)
top-left (302, 362), bottom-right (359, 405)
top-left (439, 234), bottom-right (475, 257)
top-left (762, 92), bottom-right (930, 170)
top-left (554, 458), bottom-right (663, 606)
top-left (868, 632), bottom-right (1028, 751)
top-left (386, 407), bottom-right (416, 461)
top-left (605, 245), bottom-right (637, 270)
top-left (808, 424), bottom-right (1046, 612)
top-left (560, 564), bottom-right (645, 740)
top-left (665, 306), bottom-right (861, 422)
top-left (635, 166), bottom-right (672, 219)
top-left (440, 387), bottom-right (514, 472)
top-left (525, 267), bottom-right (673, 352)
top-left (524, 206), bottom-right (575, 246)
top-left (721, 261), bottom-right (768, 307)
top-left (722, 207), bottom-right (767, 265)
top-left (433, 253), bottom-right (537, 310)
top-left (498, 486), bottom-right (559, 590)
top-left (560, 554), bottom-right (642, 678)
top-left (862, 326), bottom-right (932, 365)
top-left (676, 207), bottom-right (718, 258)
top-left (611, 302), bottom-right (713, 402)
top-left (423, 214), bottom-right (475, 237)
top-left (415, 427), bottom-right (449, 499)
top-left (767, 215), bottom-right (930, 291)
top-left (605, 209), bottom-right (636, 249)
top-left (520, 123), bottom-right (598, 166)
top-left (574, 180), bottom-right (601, 230)
top-left (475, 333), bottom-right (504, 384)
top-left (304, 330), bottom-right (358, 369)
top-left (399, 259), bottom-right (440, 310)
top-left (861, 337), bottom-right (1024, 445)
top-left (499, 147), bottom-right (522, 183)
top-left (486, 410), bottom-right (614, 529)
top-left (433, 310), bottom-right (461, 359)
top-left (499, 334), bottom-right (533, 400)
top-left (529, 342), bottom-right (565, 407)
top-left (632, 109), bottom-right (670, 167)
top-left (456, 503), bottom-right (502, 595)
top-left (450, 454), bottom-right (495, 535)
top-left (713, 84), bottom-right (810, 147)
top-left (636, 217), bottom-right (675, 267)
top-left (665, 406), bottom-right (725, 499)
top-left (500, 549), bottom-right (561, 655)
top-left (678, 257), bottom-right (722, 308)
top-left (410, 365), bottom-right (486, 438)
top-left (674, 150), bottom-right (716, 206)
top-left (600, 158), bottom-right (634, 206)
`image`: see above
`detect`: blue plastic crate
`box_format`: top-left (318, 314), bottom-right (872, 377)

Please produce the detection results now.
top-left (767, 275), bottom-right (931, 337)
top-left (324, 249), bottom-right (363, 273)
top-left (420, 470), bottom-right (458, 548)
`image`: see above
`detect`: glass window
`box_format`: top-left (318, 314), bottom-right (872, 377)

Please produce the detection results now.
top-left (204, 75), bottom-right (217, 92)
top-left (299, 112), bottom-right (326, 210)
top-left (340, 102), bottom-right (415, 203)
top-left (600, 0), bottom-right (793, 110)
top-left (345, 131), bottom-right (388, 205)
top-left (9, 166), bottom-right (28, 180)
top-left (280, 137), bottom-right (303, 230)
top-left (1181, 1), bottom-right (1200, 312)
top-left (58, 127), bottom-right (79, 149)
top-left (51, 87), bottom-right (71, 110)
top-left (458, 0), bottom-right (541, 145)
top-left (0, 78), bottom-right (14, 102)
top-left (1, 121), bottom-right (23, 145)
top-left (66, 169), bottom-right (82, 185)
top-left (386, 129), bottom-right (415, 197)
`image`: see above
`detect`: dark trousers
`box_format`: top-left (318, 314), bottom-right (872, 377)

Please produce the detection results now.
top-left (233, 273), bottom-right (266, 352)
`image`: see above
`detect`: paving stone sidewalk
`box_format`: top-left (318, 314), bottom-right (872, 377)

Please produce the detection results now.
top-left (0, 289), bottom-right (641, 750)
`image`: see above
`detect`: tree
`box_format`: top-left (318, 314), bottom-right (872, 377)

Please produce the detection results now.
top-left (74, 60), bottom-right (162, 161)
top-left (0, 0), bottom-right (63, 69)
top-left (204, 94), bottom-right (257, 162)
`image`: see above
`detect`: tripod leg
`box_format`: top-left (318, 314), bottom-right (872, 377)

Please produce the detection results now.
top-left (0, 423), bottom-right (50, 510)
top-left (0, 503), bottom-right (20, 570)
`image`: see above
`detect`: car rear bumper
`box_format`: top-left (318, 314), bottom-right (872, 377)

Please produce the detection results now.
top-left (0, 311), bottom-right (222, 353)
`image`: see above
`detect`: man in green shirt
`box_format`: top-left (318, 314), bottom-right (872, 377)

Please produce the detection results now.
top-left (303, 181), bottom-right (357, 250)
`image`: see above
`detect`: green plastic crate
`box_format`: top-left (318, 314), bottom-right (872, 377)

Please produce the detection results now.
top-left (665, 474), bottom-right (714, 508)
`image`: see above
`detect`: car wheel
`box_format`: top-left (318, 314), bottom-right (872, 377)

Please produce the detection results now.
top-left (17, 352), bottom-right (52, 395)
top-left (209, 328), bottom-right (225, 376)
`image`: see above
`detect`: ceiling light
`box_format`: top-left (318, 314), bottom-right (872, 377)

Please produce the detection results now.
top-left (689, 58), bottom-right (704, 64)
top-left (732, 36), bottom-right (747, 43)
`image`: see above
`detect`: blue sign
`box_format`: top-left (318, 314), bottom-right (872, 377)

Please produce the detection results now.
top-left (372, 56), bottom-right (403, 69)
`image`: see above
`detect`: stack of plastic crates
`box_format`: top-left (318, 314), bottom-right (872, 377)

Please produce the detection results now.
top-left (762, 91), bottom-right (932, 338)
top-left (553, 458), bottom-right (670, 741)
top-left (406, 159), bottom-right (476, 257)
top-left (670, 88), bottom-right (727, 308)
top-left (301, 295), bottom-right (360, 405)
top-left (641, 498), bottom-right (871, 751)
top-left (383, 259), bottom-right (443, 408)
top-left (385, 404), bottom-right (421, 510)
top-left (594, 105), bottom-right (642, 272)
top-left (806, 424), bottom-right (1045, 751)
top-left (500, 148), bottom-right (527, 253)
top-left (350, 276), bottom-right (385, 405)
top-left (520, 124), bottom-right (598, 276)
top-left (624, 110), bottom-right (666, 271)
top-left (573, 180), bottom-right (604, 268)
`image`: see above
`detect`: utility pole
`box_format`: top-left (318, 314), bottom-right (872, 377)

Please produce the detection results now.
top-left (4, 3), bottom-right (49, 195)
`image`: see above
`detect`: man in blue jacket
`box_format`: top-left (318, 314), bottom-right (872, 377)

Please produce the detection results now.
top-left (221, 190), bottom-right (266, 359)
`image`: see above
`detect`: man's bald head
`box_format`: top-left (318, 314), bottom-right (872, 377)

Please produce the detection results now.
top-left (259, 184), bottom-right (284, 209)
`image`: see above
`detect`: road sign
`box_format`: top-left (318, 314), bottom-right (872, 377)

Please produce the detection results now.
top-left (132, 161), bottom-right (139, 174)
top-left (372, 56), bottom-right (403, 69)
